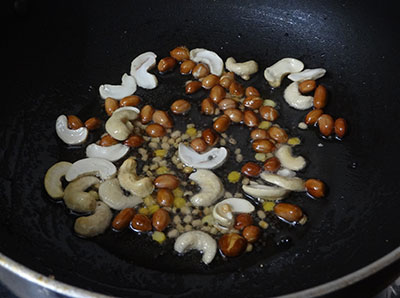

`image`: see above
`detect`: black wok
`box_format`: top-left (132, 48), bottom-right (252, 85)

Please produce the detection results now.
top-left (1, 0), bottom-right (399, 297)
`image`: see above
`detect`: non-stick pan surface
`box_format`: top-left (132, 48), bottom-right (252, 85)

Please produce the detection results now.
top-left (1, 0), bottom-right (400, 297)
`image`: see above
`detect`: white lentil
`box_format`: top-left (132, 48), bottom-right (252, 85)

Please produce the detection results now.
top-left (257, 210), bottom-right (266, 220)
top-left (167, 229), bottom-right (179, 238)
top-left (183, 215), bottom-right (193, 224)
top-left (236, 154), bottom-right (243, 163)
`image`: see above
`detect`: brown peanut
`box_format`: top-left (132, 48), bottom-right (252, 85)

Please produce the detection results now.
top-left (219, 72), bottom-right (234, 89)
top-left (67, 115), bottom-right (84, 130)
top-left (99, 134), bottom-right (118, 147)
top-left (250, 128), bottom-right (269, 140)
top-left (209, 85), bottom-right (226, 104)
top-left (334, 118), bottom-right (347, 138)
top-left (259, 106), bottom-right (279, 121)
top-left (152, 110), bottom-right (173, 128)
top-left (140, 105), bottom-right (155, 124)
top-left (234, 213), bottom-right (253, 230)
top-left (120, 95), bottom-right (141, 107)
top-left (229, 81), bottom-right (244, 97)
top-left (152, 208), bottom-right (170, 232)
top-left (185, 81), bottom-right (202, 94)
top-left (156, 189), bottom-right (174, 207)
top-left (305, 179), bottom-right (326, 198)
top-left (263, 157), bottom-right (281, 172)
top-left (245, 86), bottom-right (260, 97)
top-left (201, 98), bottom-right (215, 115)
top-left (158, 56), bottom-right (177, 73)
top-left (145, 123), bottom-right (166, 137)
top-left (219, 233), bottom-right (247, 257)
top-left (242, 225), bottom-right (261, 243)
top-left (131, 214), bottom-right (152, 232)
top-left (252, 139), bottom-right (275, 153)
top-left (154, 174), bottom-right (180, 190)
top-left (105, 97), bottom-right (119, 116)
top-left (170, 99), bottom-right (191, 115)
top-left (201, 74), bottom-right (219, 89)
top-left (313, 85), bottom-right (328, 109)
top-left (274, 203), bottom-right (303, 223)
top-left (224, 108), bottom-right (243, 123)
top-left (192, 63), bottom-right (209, 79)
top-left (190, 137), bottom-right (208, 153)
top-left (180, 60), bottom-right (197, 75)
top-left (213, 115), bottom-right (231, 133)
top-left (318, 114), bottom-right (334, 136)
top-left (243, 96), bottom-right (263, 109)
top-left (218, 99), bottom-right (237, 110)
top-left (124, 135), bottom-right (145, 147)
top-left (112, 208), bottom-right (136, 231)
top-left (305, 109), bottom-right (323, 125)
top-left (241, 162), bottom-right (262, 177)
top-left (170, 46), bottom-right (190, 61)
top-left (243, 110), bottom-right (260, 127)
top-left (202, 128), bottom-right (219, 146)
top-left (84, 117), bottom-right (102, 131)
top-left (298, 80), bottom-right (317, 94)
top-left (268, 126), bottom-right (288, 143)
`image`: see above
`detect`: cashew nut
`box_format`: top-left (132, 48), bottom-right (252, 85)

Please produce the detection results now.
top-left (188, 169), bottom-right (224, 207)
top-left (65, 157), bottom-right (117, 182)
top-left (105, 108), bottom-right (138, 141)
top-left (63, 176), bottom-right (100, 213)
top-left (178, 143), bottom-right (228, 169)
top-left (130, 52), bottom-right (158, 89)
top-left (260, 172), bottom-right (305, 192)
top-left (213, 198), bottom-right (255, 229)
top-left (264, 58), bottom-right (304, 88)
top-left (283, 81), bottom-right (314, 110)
top-left (275, 145), bottom-right (306, 171)
top-left (118, 157), bottom-right (154, 198)
top-left (288, 68), bottom-right (326, 82)
top-left (99, 73), bottom-right (137, 100)
top-left (99, 178), bottom-right (142, 210)
top-left (242, 183), bottom-right (289, 201)
top-left (44, 161), bottom-right (72, 199)
top-left (55, 115), bottom-right (88, 145)
top-left (74, 201), bottom-right (112, 237)
top-left (174, 231), bottom-right (217, 264)
top-left (225, 57), bottom-right (258, 80)
top-left (189, 48), bottom-right (224, 76)
top-left (86, 143), bottom-right (129, 162)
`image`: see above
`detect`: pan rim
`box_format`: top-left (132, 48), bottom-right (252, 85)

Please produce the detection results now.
top-left (0, 247), bottom-right (399, 297)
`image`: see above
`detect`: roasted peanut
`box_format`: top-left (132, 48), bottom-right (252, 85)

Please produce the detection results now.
top-left (229, 81), bottom-right (244, 97)
top-left (145, 123), bottom-right (166, 137)
top-left (170, 46), bottom-right (190, 61)
top-left (241, 162), bottom-right (262, 177)
top-left (99, 134), bottom-right (118, 147)
top-left (213, 115), bottom-right (231, 133)
top-left (190, 137), bottom-right (208, 153)
top-left (131, 214), bottom-right (152, 232)
top-left (180, 60), bottom-right (197, 75)
top-left (263, 157), bottom-right (281, 172)
top-left (105, 97), bottom-right (119, 116)
top-left (268, 126), bottom-right (288, 143)
top-left (67, 115), bottom-right (84, 130)
top-left (259, 106), bottom-right (279, 121)
top-left (154, 174), bottom-right (180, 190)
top-left (305, 179), bottom-right (326, 198)
top-left (201, 98), bottom-right (215, 115)
top-left (170, 99), bottom-right (191, 114)
top-left (124, 135), bottom-right (145, 147)
top-left (298, 80), bottom-right (317, 94)
top-left (252, 139), bottom-right (275, 153)
top-left (219, 233), bottom-right (247, 257)
top-left (245, 86), bottom-right (260, 97)
top-left (202, 74), bottom-right (220, 89)
top-left (156, 189), bottom-right (174, 207)
top-left (243, 110), bottom-right (260, 127)
top-left (219, 72), bottom-right (234, 89)
top-left (209, 85), bottom-right (226, 104)
top-left (318, 114), bottom-right (334, 136)
top-left (243, 96), bottom-right (263, 109)
top-left (234, 213), bottom-right (253, 230)
top-left (120, 95), bottom-right (141, 107)
top-left (242, 225), bottom-right (261, 243)
top-left (140, 105), bottom-right (155, 124)
top-left (224, 108), bottom-right (243, 123)
top-left (334, 118), bottom-right (347, 138)
top-left (152, 208), bottom-right (170, 232)
top-left (218, 99), bottom-right (237, 110)
top-left (112, 208), bottom-right (136, 231)
top-left (313, 85), bottom-right (328, 109)
top-left (250, 128), bottom-right (268, 140)
top-left (305, 109), bottom-right (323, 125)
top-left (192, 63), bottom-right (210, 79)
top-left (84, 117), bottom-right (102, 131)
top-left (158, 56), bottom-right (177, 73)
top-left (202, 128), bottom-right (219, 146)
top-left (152, 110), bottom-right (173, 128)
top-left (185, 81), bottom-right (202, 94)
top-left (274, 203), bottom-right (303, 223)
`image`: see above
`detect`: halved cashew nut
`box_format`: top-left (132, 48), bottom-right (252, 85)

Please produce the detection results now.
top-left (225, 57), bottom-right (258, 80)
top-left (188, 169), bottom-right (224, 207)
top-left (178, 143), bottom-right (228, 169)
top-left (260, 172), bottom-right (305, 192)
top-left (56, 115), bottom-right (88, 145)
top-left (63, 176), bottom-right (100, 213)
top-left (86, 143), bottom-right (129, 162)
top-left (44, 161), bottom-right (72, 199)
top-left (264, 58), bottom-right (304, 88)
top-left (284, 81), bottom-right (314, 110)
top-left (74, 201), bottom-right (112, 237)
top-left (65, 158), bottom-right (117, 182)
top-left (242, 183), bottom-right (289, 201)
top-left (189, 48), bottom-right (224, 76)
top-left (130, 52), bottom-right (158, 89)
top-left (99, 178), bottom-right (143, 210)
top-left (99, 73), bottom-right (137, 100)
top-left (288, 68), bottom-right (326, 82)
top-left (275, 145), bottom-right (306, 171)
top-left (174, 231), bottom-right (217, 264)
top-left (105, 108), bottom-right (138, 141)
top-left (213, 198), bottom-right (255, 229)
top-left (118, 157), bottom-right (154, 198)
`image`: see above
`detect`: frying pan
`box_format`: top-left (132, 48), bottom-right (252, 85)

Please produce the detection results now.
top-left (1, 0), bottom-right (400, 297)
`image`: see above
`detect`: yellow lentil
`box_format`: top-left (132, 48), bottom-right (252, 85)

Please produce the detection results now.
top-left (173, 197), bottom-right (186, 208)
top-left (288, 137), bottom-right (301, 146)
top-left (152, 231), bottom-right (166, 244)
top-left (156, 166), bottom-right (169, 175)
top-left (138, 207), bottom-right (149, 215)
top-left (186, 127), bottom-right (197, 137)
top-left (172, 187), bottom-right (184, 198)
top-left (148, 204), bottom-right (160, 215)
top-left (227, 171), bottom-right (241, 183)
top-left (258, 121), bottom-right (272, 130)
top-left (263, 201), bottom-right (276, 212)
top-left (143, 195), bottom-right (155, 207)
top-left (154, 149), bottom-right (167, 157)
